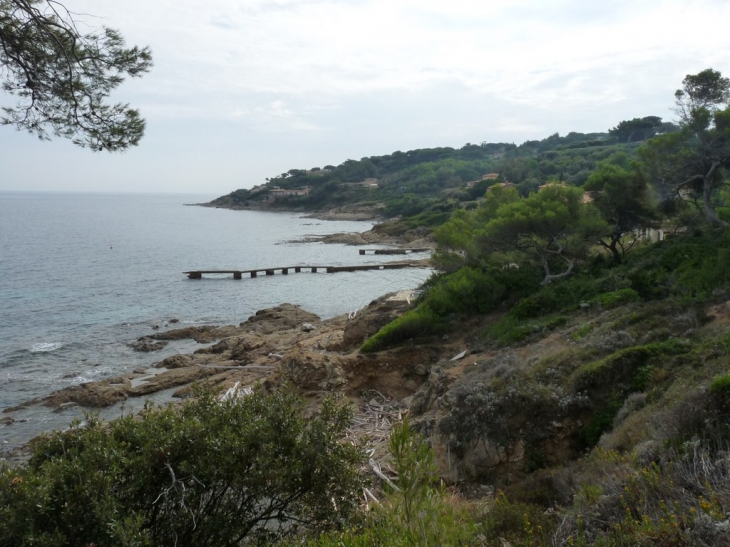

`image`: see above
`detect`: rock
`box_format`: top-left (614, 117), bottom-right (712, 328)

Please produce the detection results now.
top-left (279, 351), bottom-right (346, 391)
top-left (128, 337), bottom-right (168, 352)
top-left (129, 367), bottom-right (218, 396)
top-left (229, 334), bottom-right (268, 363)
top-left (169, 318), bottom-right (179, 323)
top-left (43, 380), bottom-right (130, 408)
top-left (301, 323), bottom-right (316, 332)
top-left (242, 304), bottom-right (320, 335)
top-left (151, 325), bottom-right (217, 342)
top-left (0, 416), bottom-right (14, 426)
top-left (154, 354), bottom-right (195, 369)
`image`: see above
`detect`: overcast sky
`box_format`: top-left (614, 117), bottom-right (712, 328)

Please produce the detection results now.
top-left (2, 0), bottom-right (729, 195)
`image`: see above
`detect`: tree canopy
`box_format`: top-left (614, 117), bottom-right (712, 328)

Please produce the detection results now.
top-left (641, 69), bottom-right (730, 227)
top-left (0, 0), bottom-right (152, 151)
top-left (584, 163), bottom-right (658, 263)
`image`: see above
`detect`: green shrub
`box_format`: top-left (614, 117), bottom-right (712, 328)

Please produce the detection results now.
top-left (571, 339), bottom-right (691, 392)
top-left (710, 373), bottom-right (730, 396)
top-left (486, 314), bottom-right (569, 346)
top-left (290, 418), bottom-right (480, 547)
top-left (425, 267), bottom-right (509, 316)
top-left (361, 307), bottom-right (441, 353)
top-left (481, 492), bottom-right (556, 547)
top-left (593, 288), bottom-right (640, 308)
top-left (0, 390), bottom-right (364, 547)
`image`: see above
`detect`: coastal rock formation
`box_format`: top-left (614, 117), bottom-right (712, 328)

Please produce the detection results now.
top-left (128, 337), bottom-right (168, 352)
top-left (279, 351), bottom-right (346, 391)
top-left (243, 304), bottom-right (320, 334)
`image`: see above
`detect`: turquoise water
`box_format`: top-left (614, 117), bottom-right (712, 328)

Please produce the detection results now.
top-left (0, 193), bottom-right (431, 449)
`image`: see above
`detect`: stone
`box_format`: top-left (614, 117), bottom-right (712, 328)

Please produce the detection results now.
top-left (128, 337), bottom-right (168, 352)
top-left (279, 351), bottom-right (346, 391)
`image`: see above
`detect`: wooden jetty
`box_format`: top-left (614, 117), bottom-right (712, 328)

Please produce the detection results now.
top-left (358, 248), bottom-right (431, 255)
top-left (184, 261), bottom-right (428, 279)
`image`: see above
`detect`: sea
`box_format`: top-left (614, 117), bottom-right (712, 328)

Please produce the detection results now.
top-left (0, 192), bottom-right (432, 452)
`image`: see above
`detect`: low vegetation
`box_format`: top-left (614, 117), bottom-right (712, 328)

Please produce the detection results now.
top-left (0, 390), bottom-right (363, 547)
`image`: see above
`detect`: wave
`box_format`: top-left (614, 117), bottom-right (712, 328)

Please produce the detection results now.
top-left (29, 342), bottom-right (63, 353)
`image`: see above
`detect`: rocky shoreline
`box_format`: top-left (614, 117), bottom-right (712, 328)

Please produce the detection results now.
top-left (6, 293), bottom-right (424, 414)
top-left (1, 291), bottom-right (434, 464)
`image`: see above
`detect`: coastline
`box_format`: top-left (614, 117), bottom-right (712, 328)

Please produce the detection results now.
top-left (196, 200), bottom-right (384, 222)
top-left (1, 289), bottom-right (425, 465)
top-left (197, 200), bottom-right (437, 249)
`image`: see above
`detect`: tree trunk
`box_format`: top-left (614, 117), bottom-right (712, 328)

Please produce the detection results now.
top-left (542, 255), bottom-right (575, 285)
top-left (703, 166), bottom-right (728, 227)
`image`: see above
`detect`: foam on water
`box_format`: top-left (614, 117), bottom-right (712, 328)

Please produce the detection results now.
top-left (29, 342), bottom-right (63, 353)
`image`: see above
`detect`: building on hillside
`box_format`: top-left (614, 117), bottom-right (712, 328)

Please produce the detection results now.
top-left (635, 227), bottom-right (665, 243)
top-left (466, 173), bottom-right (501, 188)
top-left (486, 181), bottom-right (516, 192)
top-left (340, 178), bottom-right (379, 189)
top-left (269, 186), bottom-right (311, 198)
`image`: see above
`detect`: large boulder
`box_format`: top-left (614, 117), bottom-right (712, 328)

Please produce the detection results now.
top-left (42, 379), bottom-right (131, 408)
top-left (242, 304), bottom-right (320, 335)
top-left (279, 351), bottom-right (346, 391)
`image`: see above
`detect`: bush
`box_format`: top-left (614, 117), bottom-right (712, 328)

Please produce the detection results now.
top-left (592, 288), bottom-right (640, 308)
top-left (290, 418), bottom-right (480, 547)
top-left (361, 307), bottom-right (441, 353)
top-left (0, 389), bottom-right (364, 547)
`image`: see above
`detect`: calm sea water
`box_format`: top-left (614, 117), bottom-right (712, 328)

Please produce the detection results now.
top-left (0, 193), bottom-right (431, 450)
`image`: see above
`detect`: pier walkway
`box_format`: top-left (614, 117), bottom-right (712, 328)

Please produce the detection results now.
top-left (358, 248), bottom-right (430, 255)
top-left (184, 261), bottom-right (427, 279)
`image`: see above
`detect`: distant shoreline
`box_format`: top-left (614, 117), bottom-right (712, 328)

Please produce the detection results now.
top-left (195, 199), bottom-right (384, 222)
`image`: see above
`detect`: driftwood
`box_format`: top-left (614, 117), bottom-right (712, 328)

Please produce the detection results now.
top-left (346, 390), bottom-right (405, 494)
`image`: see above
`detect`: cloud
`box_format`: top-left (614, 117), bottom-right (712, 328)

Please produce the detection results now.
top-left (4, 0), bottom-right (730, 192)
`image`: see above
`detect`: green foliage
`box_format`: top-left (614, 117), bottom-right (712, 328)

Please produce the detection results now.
top-left (289, 419), bottom-right (479, 547)
top-left (571, 339), bottom-right (691, 392)
top-left (608, 116), bottom-right (667, 143)
top-left (0, 389), bottom-right (364, 547)
top-left (579, 397), bottom-right (623, 448)
top-left (387, 419), bottom-right (439, 538)
top-left (481, 185), bottom-right (607, 284)
top-left (627, 228), bottom-right (730, 300)
top-left (1, 0), bottom-right (153, 151)
top-left (485, 314), bottom-right (569, 346)
top-left (481, 492), bottom-right (556, 547)
top-left (641, 69), bottom-right (730, 226)
top-left (584, 163), bottom-right (658, 263)
top-left (360, 307), bottom-right (441, 353)
top-left (592, 288), bottom-right (640, 308)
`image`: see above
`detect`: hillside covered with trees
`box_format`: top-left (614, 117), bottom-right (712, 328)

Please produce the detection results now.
top-left (210, 114), bottom-right (678, 232)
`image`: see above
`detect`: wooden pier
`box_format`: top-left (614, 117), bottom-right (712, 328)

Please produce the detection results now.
top-left (358, 248), bottom-right (431, 255)
top-left (184, 261), bottom-right (428, 279)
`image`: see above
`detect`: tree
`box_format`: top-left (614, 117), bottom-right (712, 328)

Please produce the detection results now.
top-left (433, 184), bottom-right (520, 272)
top-left (674, 68), bottom-right (730, 122)
top-left (584, 163), bottom-right (658, 263)
top-left (480, 184), bottom-right (605, 284)
top-left (641, 69), bottom-right (730, 227)
top-left (0, 0), bottom-right (152, 151)
top-left (609, 116), bottom-right (665, 143)
top-left (0, 389), bottom-right (364, 546)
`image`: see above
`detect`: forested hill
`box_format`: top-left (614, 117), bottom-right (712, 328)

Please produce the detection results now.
top-left (208, 118), bottom-right (676, 227)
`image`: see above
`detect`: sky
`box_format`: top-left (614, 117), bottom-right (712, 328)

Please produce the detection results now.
top-left (1, 0), bottom-right (729, 195)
